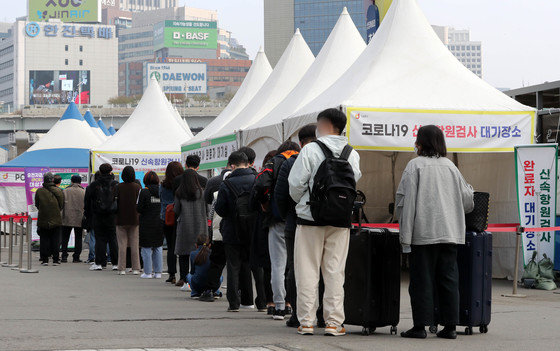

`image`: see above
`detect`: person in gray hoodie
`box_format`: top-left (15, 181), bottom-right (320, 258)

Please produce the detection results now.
top-left (288, 108), bottom-right (361, 337)
top-left (396, 125), bottom-right (474, 340)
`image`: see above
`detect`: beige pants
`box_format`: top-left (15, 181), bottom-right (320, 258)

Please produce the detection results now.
top-left (294, 224), bottom-right (350, 328)
top-left (116, 225), bottom-right (140, 271)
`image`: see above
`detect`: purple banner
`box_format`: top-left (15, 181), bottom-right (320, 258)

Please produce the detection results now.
top-left (24, 167), bottom-right (51, 211)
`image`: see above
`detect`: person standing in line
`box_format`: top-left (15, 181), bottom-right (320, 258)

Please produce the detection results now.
top-left (396, 125), bottom-right (474, 340)
top-left (254, 141), bottom-right (301, 320)
top-left (85, 164), bottom-right (119, 271)
top-left (35, 172), bottom-right (64, 266)
top-left (60, 175), bottom-right (85, 263)
top-left (83, 171), bottom-right (100, 264)
top-left (160, 161), bottom-right (184, 284)
top-left (173, 155), bottom-right (208, 194)
top-left (53, 174), bottom-right (63, 188)
top-left (174, 168), bottom-right (208, 290)
top-left (215, 151), bottom-right (257, 312)
top-left (137, 171), bottom-right (164, 279)
top-left (115, 166), bottom-right (142, 275)
top-left (289, 108), bottom-right (362, 336)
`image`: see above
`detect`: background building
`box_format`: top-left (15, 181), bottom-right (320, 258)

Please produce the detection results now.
top-left (103, 0), bottom-right (178, 12)
top-left (432, 25), bottom-right (483, 78)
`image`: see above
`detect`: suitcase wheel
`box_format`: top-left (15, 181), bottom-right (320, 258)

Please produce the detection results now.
top-left (390, 326), bottom-right (398, 335)
top-left (479, 325), bottom-right (488, 334)
top-left (361, 327), bottom-right (375, 336)
top-left (429, 325), bottom-right (438, 334)
top-left (465, 327), bottom-right (474, 335)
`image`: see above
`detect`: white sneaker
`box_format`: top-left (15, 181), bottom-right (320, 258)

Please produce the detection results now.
top-left (132, 270), bottom-right (140, 275)
top-left (154, 273), bottom-right (162, 279)
top-left (89, 264), bottom-right (102, 271)
top-left (118, 270), bottom-right (126, 275)
top-left (240, 304), bottom-right (255, 310)
top-left (126, 268), bottom-right (132, 273)
top-left (140, 273), bottom-right (153, 279)
top-left (112, 265), bottom-right (118, 271)
top-left (180, 283), bottom-right (191, 292)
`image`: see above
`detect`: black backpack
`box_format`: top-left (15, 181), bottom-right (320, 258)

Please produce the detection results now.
top-left (225, 180), bottom-right (256, 244)
top-left (309, 140), bottom-right (357, 228)
top-left (93, 182), bottom-right (117, 215)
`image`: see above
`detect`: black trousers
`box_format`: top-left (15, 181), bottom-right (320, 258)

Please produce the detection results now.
top-left (94, 223), bottom-right (118, 267)
top-left (38, 226), bottom-right (61, 263)
top-left (163, 223), bottom-right (177, 276)
top-left (225, 243), bottom-right (253, 308)
top-left (253, 265), bottom-right (273, 309)
top-left (409, 244), bottom-right (459, 327)
top-left (178, 255), bottom-right (190, 281)
top-left (60, 226), bottom-right (83, 261)
top-left (206, 240), bottom-right (226, 292)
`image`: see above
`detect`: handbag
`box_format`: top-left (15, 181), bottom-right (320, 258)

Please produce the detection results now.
top-left (465, 192), bottom-right (490, 232)
top-left (165, 204), bottom-right (175, 226)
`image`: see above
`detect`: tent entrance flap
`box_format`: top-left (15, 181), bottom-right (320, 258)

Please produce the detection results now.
top-left (346, 107), bottom-right (536, 152)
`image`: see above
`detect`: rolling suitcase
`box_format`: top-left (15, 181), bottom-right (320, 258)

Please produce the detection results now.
top-left (344, 228), bottom-right (401, 335)
top-left (431, 231), bottom-right (492, 335)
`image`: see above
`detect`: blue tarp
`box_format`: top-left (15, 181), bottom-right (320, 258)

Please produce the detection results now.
top-left (98, 119), bottom-right (111, 136)
top-left (0, 148), bottom-right (90, 168)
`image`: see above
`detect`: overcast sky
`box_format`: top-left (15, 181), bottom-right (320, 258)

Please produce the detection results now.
top-left (2, 0), bottom-right (559, 89)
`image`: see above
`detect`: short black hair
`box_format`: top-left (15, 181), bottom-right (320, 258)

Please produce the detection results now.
top-left (228, 151), bottom-right (248, 167)
top-left (238, 146), bottom-right (256, 164)
top-left (298, 124), bottom-right (317, 145)
top-left (277, 140), bottom-right (301, 155)
top-left (121, 166), bottom-right (136, 183)
top-left (186, 154), bottom-right (201, 169)
top-left (99, 163), bottom-right (112, 175)
top-left (53, 174), bottom-right (62, 185)
top-left (317, 108), bottom-right (346, 135)
top-left (71, 175), bottom-right (82, 184)
top-left (143, 171), bottom-right (160, 186)
top-left (416, 125), bottom-right (447, 158)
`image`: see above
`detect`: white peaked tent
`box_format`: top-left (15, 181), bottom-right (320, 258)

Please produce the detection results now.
top-left (84, 110), bottom-right (108, 142)
top-left (242, 7), bottom-right (366, 151)
top-left (217, 29), bottom-right (315, 160)
top-left (185, 47), bottom-right (273, 145)
top-left (92, 78), bottom-right (193, 174)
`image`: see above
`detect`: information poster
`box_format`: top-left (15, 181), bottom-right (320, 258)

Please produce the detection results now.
top-left (181, 134), bottom-right (237, 171)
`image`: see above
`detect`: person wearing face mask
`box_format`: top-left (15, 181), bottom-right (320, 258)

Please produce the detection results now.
top-left (395, 125), bottom-right (474, 340)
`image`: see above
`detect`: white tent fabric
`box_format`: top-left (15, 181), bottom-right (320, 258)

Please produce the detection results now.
top-left (185, 47), bottom-right (273, 145)
top-left (283, 0), bottom-right (534, 140)
top-left (94, 78), bottom-right (193, 152)
top-left (214, 29), bottom-right (315, 141)
top-left (243, 7), bottom-right (366, 147)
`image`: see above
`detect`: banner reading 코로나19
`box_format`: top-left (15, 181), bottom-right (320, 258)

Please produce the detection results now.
top-left (92, 152), bottom-right (182, 175)
top-left (515, 144), bottom-right (558, 266)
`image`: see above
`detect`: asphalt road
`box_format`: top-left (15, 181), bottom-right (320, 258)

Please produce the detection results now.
top-left (1, 249), bottom-right (559, 351)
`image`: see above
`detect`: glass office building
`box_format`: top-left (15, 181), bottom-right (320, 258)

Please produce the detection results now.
top-left (294, 0), bottom-right (366, 55)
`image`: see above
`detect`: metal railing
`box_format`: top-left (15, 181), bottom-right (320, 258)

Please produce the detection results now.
top-left (0, 214), bottom-right (39, 273)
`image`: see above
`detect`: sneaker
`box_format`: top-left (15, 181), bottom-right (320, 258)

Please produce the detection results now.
top-left (285, 306), bottom-right (293, 315)
top-left (132, 270), bottom-right (140, 275)
top-left (199, 290), bottom-right (215, 302)
top-left (140, 273), bottom-right (153, 279)
top-left (89, 264), bottom-right (102, 271)
top-left (154, 273), bottom-right (162, 279)
top-left (86, 259), bottom-right (95, 264)
top-left (41, 262), bottom-right (48, 266)
top-left (175, 279), bottom-right (185, 287)
top-left (257, 307), bottom-right (268, 312)
top-left (213, 291), bottom-right (223, 300)
top-left (298, 325), bottom-right (314, 336)
top-left (72, 259), bottom-right (82, 263)
top-left (165, 275), bottom-right (176, 284)
top-left (112, 265), bottom-right (119, 271)
top-left (118, 270), bottom-right (126, 275)
top-left (191, 293), bottom-right (201, 299)
top-left (227, 306), bottom-right (240, 312)
top-left (52, 261), bottom-right (60, 266)
top-left (180, 283), bottom-right (191, 292)
top-left (286, 315), bottom-right (300, 328)
top-left (240, 304), bottom-right (255, 310)
top-left (267, 306), bottom-right (275, 315)
top-left (273, 309), bottom-right (286, 320)
top-left (325, 325), bottom-right (346, 337)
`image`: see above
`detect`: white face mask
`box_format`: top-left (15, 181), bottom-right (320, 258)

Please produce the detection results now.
top-left (316, 129), bottom-right (323, 139)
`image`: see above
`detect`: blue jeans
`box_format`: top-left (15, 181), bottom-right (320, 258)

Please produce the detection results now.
top-left (141, 246), bottom-right (163, 275)
top-left (187, 273), bottom-right (222, 297)
top-left (87, 231), bottom-right (112, 262)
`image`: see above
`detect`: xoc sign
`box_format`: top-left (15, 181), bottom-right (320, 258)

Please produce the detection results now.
top-left (28, 0), bottom-right (101, 23)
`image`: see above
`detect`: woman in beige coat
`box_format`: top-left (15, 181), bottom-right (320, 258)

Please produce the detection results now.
top-left (61, 175), bottom-right (86, 263)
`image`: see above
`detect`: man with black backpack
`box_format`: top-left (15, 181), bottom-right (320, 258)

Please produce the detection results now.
top-left (84, 163), bottom-right (119, 271)
top-left (214, 151), bottom-right (257, 312)
top-left (288, 108), bottom-right (362, 336)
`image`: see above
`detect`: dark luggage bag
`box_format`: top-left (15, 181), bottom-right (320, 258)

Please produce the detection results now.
top-left (344, 228), bottom-right (401, 335)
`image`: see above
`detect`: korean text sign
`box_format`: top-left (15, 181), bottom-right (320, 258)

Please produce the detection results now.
top-left (154, 20), bottom-right (218, 50)
top-left (181, 134), bottom-right (237, 171)
top-left (92, 152), bottom-right (181, 174)
top-left (24, 167), bottom-right (51, 212)
top-left (515, 144), bottom-right (558, 266)
top-left (347, 108), bottom-right (535, 152)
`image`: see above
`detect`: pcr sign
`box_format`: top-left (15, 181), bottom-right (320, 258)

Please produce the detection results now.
top-left (147, 63), bottom-right (207, 94)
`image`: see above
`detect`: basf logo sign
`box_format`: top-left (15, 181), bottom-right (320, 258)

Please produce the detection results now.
top-left (146, 63), bottom-right (207, 94)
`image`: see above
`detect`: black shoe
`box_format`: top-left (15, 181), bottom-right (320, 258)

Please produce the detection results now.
top-left (285, 306), bottom-right (293, 315)
top-left (41, 262), bottom-right (48, 266)
top-left (267, 306), bottom-right (275, 315)
top-left (61, 258), bottom-right (68, 263)
top-left (401, 327), bottom-right (427, 339)
top-left (166, 275), bottom-right (176, 284)
top-left (228, 306), bottom-right (240, 312)
top-left (199, 290), bottom-right (215, 302)
top-left (73, 259), bottom-right (82, 263)
top-left (52, 262), bottom-right (60, 266)
top-left (273, 308), bottom-right (286, 320)
top-left (437, 328), bottom-right (457, 339)
top-left (213, 291), bottom-right (223, 300)
top-left (286, 315), bottom-right (300, 328)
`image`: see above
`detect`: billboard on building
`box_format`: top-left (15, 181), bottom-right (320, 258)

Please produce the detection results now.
top-left (154, 20), bottom-right (218, 51)
top-left (29, 70), bottom-right (91, 105)
top-left (363, 0), bottom-right (394, 43)
top-left (28, 0), bottom-right (102, 23)
top-left (146, 63), bottom-right (207, 94)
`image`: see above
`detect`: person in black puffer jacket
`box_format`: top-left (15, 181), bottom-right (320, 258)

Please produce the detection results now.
top-left (137, 171), bottom-right (164, 279)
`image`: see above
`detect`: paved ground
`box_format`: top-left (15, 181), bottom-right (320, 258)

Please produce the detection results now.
top-left (1, 248), bottom-right (560, 351)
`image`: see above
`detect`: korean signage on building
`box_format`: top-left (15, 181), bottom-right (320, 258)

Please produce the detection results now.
top-left (146, 63), bottom-right (207, 94)
top-left (92, 151), bottom-right (182, 174)
top-left (346, 107), bottom-right (535, 152)
top-left (28, 0), bottom-right (102, 23)
top-left (154, 20), bottom-right (218, 50)
top-left (25, 21), bottom-right (113, 39)
top-left (515, 144), bottom-right (558, 266)
top-left (181, 134), bottom-right (238, 171)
